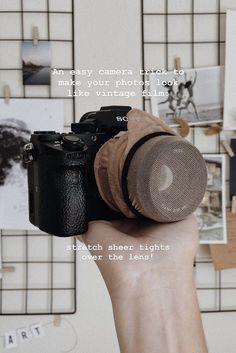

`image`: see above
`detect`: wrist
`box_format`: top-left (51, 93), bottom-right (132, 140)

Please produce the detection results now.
top-left (108, 264), bottom-right (194, 302)
top-left (111, 271), bottom-right (207, 353)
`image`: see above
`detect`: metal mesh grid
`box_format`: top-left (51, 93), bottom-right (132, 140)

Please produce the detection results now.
top-left (0, 0), bottom-right (77, 315)
top-left (141, 0), bottom-right (236, 313)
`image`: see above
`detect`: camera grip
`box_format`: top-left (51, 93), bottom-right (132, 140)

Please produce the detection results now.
top-left (33, 164), bottom-right (88, 237)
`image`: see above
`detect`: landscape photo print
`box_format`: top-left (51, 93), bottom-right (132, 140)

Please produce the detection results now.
top-left (22, 41), bottom-right (51, 85)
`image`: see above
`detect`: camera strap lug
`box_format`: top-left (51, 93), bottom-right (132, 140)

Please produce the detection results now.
top-left (23, 143), bottom-right (34, 163)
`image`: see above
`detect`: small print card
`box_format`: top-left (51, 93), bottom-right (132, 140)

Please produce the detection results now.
top-left (195, 154), bottom-right (227, 244)
top-left (31, 323), bottom-right (45, 338)
top-left (17, 327), bottom-right (32, 343)
top-left (4, 331), bottom-right (17, 349)
top-left (210, 211), bottom-right (236, 270)
top-left (22, 41), bottom-right (51, 85)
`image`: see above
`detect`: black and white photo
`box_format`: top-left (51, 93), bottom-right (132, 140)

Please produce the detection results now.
top-left (0, 99), bottom-right (64, 230)
top-left (223, 11), bottom-right (236, 129)
top-left (150, 66), bottom-right (224, 127)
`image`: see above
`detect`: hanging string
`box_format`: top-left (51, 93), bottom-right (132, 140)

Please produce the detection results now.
top-left (60, 318), bottom-right (78, 353)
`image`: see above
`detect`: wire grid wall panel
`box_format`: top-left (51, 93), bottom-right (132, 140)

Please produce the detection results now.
top-left (142, 0), bottom-right (236, 313)
top-left (0, 0), bottom-right (77, 315)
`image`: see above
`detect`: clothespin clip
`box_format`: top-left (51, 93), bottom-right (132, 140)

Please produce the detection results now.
top-left (175, 57), bottom-right (181, 72)
top-left (0, 266), bottom-right (15, 273)
top-left (53, 314), bottom-right (61, 327)
top-left (32, 26), bottom-right (39, 46)
top-left (173, 57), bottom-right (190, 137)
top-left (174, 117), bottom-right (190, 138)
top-left (3, 85), bottom-right (11, 104)
top-left (205, 124), bottom-right (223, 135)
top-left (231, 196), bottom-right (236, 213)
top-left (221, 140), bottom-right (235, 157)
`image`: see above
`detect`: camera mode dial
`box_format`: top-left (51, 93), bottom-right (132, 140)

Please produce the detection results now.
top-left (62, 135), bottom-right (85, 151)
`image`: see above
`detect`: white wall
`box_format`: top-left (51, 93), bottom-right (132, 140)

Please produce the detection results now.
top-left (40, 1), bottom-right (143, 351)
top-left (74, 0), bottom-right (143, 118)
top-left (0, 1), bottom-right (236, 353)
top-left (73, 1), bottom-right (142, 349)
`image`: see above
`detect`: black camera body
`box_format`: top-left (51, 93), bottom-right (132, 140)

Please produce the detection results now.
top-left (24, 106), bottom-right (132, 237)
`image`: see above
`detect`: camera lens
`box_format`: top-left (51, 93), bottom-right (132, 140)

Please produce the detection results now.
top-left (62, 134), bottom-right (85, 151)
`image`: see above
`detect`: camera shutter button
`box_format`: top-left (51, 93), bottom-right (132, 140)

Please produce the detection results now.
top-left (62, 135), bottom-right (85, 151)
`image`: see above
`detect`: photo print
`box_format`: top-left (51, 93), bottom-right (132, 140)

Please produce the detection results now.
top-left (0, 99), bottom-right (64, 230)
top-left (22, 41), bottom-right (51, 85)
top-left (195, 154), bottom-right (227, 244)
top-left (223, 11), bottom-right (236, 130)
top-left (150, 66), bottom-right (224, 127)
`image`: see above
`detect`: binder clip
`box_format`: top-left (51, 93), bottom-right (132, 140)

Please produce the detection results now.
top-left (4, 85), bottom-right (11, 104)
top-left (33, 26), bottom-right (39, 46)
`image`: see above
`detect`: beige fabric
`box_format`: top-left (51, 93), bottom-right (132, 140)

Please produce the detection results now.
top-left (94, 137), bottom-right (120, 211)
top-left (94, 109), bottom-right (176, 218)
top-left (123, 108), bottom-right (176, 159)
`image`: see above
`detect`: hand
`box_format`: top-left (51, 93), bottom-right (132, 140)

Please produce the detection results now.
top-left (79, 215), bottom-right (208, 353)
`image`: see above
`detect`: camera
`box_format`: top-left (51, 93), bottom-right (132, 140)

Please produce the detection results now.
top-left (24, 106), bottom-right (133, 237)
top-left (24, 106), bottom-right (207, 237)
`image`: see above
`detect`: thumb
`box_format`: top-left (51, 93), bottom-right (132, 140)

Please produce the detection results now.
top-left (78, 220), bottom-right (127, 253)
